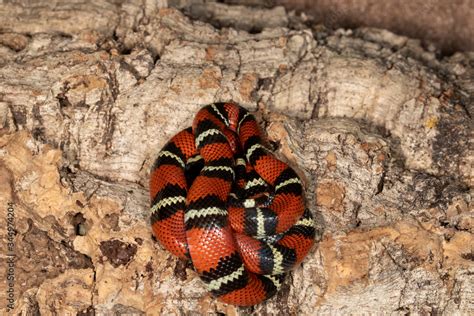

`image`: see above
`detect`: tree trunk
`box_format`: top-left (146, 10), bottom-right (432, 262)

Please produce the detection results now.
top-left (0, 1), bottom-right (472, 315)
top-left (274, 0), bottom-right (474, 54)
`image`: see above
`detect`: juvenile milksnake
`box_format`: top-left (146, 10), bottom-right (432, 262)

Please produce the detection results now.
top-left (149, 103), bottom-right (315, 306)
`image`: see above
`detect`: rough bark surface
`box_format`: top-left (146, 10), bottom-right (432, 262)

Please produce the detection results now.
top-left (0, 1), bottom-right (472, 315)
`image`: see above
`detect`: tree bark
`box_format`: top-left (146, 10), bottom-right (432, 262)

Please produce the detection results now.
top-left (274, 0), bottom-right (474, 54)
top-left (0, 1), bottom-right (472, 315)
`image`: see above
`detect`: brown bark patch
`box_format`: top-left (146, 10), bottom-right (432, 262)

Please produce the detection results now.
top-left (99, 239), bottom-right (138, 268)
top-left (316, 181), bottom-right (345, 211)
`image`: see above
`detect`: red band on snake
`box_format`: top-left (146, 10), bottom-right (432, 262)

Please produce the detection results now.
top-left (150, 103), bottom-right (315, 306)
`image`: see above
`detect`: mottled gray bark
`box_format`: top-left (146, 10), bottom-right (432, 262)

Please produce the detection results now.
top-left (0, 1), bottom-right (472, 315)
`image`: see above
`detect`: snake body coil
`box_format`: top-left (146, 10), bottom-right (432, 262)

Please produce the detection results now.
top-left (150, 103), bottom-right (315, 306)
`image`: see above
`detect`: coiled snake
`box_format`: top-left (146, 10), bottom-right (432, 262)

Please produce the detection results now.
top-left (150, 103), bottom-right (314, 306)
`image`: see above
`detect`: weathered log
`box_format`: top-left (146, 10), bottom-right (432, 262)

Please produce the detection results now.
top-left (0, 1), bottom-right (472, 315)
